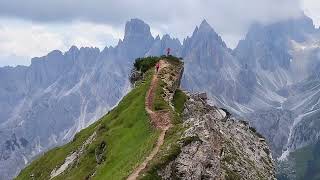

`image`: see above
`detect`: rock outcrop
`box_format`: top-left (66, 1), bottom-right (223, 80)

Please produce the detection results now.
top-left (158, 58), bottom-right (184, 103)
top-left (50, 132), bottom-right (97, 179)
top-left (159, 93), bottom-right (276, 180)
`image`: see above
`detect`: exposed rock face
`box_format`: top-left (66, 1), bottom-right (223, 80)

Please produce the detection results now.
top-left (181, 19), bottom-right (246, 107)
top-left (158, 59), bottom-right (184, 103)
top-left (120, 18), bottom-right (155, 59)
top-left (146, 34), bottom-right (182, 57)
top-left (129, 68), bottom-right (143, 85)
top-left (229, 15), bottom-right (320, 161)
top-left (50, 132), bottom-right (97, 179)
top-left (180, 15), bottom-right (320, 165)
top-left (159, 93), bottom-right (276, 179)
top-left (248, 109), bottom-right (295, 156)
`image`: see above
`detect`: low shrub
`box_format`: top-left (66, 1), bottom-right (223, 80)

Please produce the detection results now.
top-left (134, 56), bottom-right (160, 73)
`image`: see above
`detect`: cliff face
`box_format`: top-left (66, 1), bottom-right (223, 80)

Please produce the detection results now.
top-left (159, 93), bottom-right (276, 180)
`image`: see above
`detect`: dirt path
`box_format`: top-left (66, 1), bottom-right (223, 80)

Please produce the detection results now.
top-left (127, 60), bottom-right (171, 180)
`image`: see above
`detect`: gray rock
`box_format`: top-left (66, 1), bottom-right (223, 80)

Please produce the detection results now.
top-left (198, 92), bottom-right (208, 101)
top-left (159, 94), bottom-right (276, 180)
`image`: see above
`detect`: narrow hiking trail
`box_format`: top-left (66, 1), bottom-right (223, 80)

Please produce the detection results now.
top-left (127, 60), bottom-right (171, 180)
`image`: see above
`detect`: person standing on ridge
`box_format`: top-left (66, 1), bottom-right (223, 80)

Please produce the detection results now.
top-left (156, 62), bottom-right (160, 73)
top-left (166, 48), bottom-right (171, 56)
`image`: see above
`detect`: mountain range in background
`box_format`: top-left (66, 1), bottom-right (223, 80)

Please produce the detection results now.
top-left (0, 13), bottom-right (320, 179)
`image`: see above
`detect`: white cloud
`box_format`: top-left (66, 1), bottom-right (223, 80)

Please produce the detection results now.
top-left (0, 18), bottom-right (120, 66)
top-left (303, 0), bottom-right (320, 27)
top-left (54, 22), bottom-right (122, 49)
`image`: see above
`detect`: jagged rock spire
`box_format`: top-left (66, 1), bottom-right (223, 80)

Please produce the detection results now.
top-left (124, 18), bottom-right (153, 42)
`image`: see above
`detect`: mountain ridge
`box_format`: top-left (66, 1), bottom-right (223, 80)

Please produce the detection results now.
top-left (16, 56), bottom-right (276, 180)
top-left (0, 15), bottom-right (320, 179)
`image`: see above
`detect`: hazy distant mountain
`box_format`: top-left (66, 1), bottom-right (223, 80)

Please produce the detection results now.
top-left (180, 15), bottom-right (320, 159)
top-left (1, 15), bottom-right (320, 179)
top-left (180, 15), bottom-right (320, 178)
top-left (233, 15), bottom-right (320, 158)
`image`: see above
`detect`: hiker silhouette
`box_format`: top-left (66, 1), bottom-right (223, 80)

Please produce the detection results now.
top-left (166, 48), bottom-right (171, 56)
top-left (156, 62), bottom-right (160, 73)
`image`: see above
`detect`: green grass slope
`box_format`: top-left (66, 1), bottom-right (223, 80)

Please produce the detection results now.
top-left (16, 70), bottom-right (159, 180)
top-left (292, 140), bottom-right (320, 180)
top-left (17, 56), bottom-right (185, 180)
top-left (278, 140), bottom-right (320, 180)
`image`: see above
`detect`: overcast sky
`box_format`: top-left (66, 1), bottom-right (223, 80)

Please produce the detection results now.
top-left (0, 0), bottom-right (319, 67)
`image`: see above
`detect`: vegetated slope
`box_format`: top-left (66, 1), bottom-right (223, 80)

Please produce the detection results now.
top-left (293, 141), bottom-right (320, 180)
top-left (16, 67), bottom-right (157, 180)
top-left (16, 56), bottom-right (184, 180)
top-left (278, 139), bottom-right (320, 180)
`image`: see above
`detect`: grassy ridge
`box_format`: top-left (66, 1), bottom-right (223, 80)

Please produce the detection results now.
top-left (140, 89), bottom-right (187, 179)
top-left (17, 56), bottom-right (185, 180)
top-left (172, 89), bottom-right (188, 115)
top-left (16, 71), bottom-right (159, 180)
top-left (137, 58), bottom-right (186, 179)
top-left (153, 80), bottom-right (170, 111)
